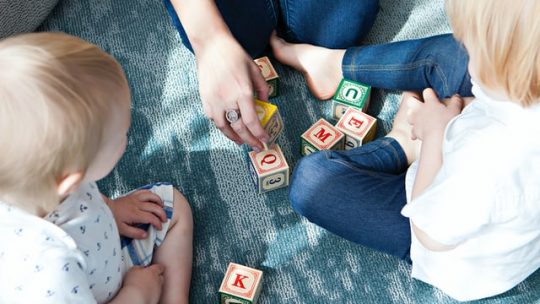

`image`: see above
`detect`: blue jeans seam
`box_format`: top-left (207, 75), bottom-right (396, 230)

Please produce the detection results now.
top-left (343, 59), bottom-right (450, 97)
top-left (323, 139), bottom-right (403, 175)
top-left (266, 0), bottom-right (278, 26)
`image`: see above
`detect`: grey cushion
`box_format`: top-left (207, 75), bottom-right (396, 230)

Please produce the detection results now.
top-left (0, 0), bottom-right (59, 38)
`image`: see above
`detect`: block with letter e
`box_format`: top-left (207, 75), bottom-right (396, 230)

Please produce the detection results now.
top-left (247, 144), bottom-right (289, 194)
top-left (255, 99), bottom-right (283, 146)
top-left (219, 263), bottom-right (264, 304)
top-left (331, 78), bottom-right (371, 121)
top-left (254, 56), bottom-right (279, 98)
top-left (300, 118), bottom-right (344, 156)
top-left (335, 107), bottom-right (377, 150)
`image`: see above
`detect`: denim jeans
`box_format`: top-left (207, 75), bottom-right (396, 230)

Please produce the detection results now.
top-left (289, 137), bottom-right (412, 262)
top-left (343, 34), bottom-right (472, 98)
top-left (163, 0), bottom-right (380, 58)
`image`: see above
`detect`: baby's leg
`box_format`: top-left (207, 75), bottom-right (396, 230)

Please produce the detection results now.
top-left (153, 189), bottom-right (193, 304)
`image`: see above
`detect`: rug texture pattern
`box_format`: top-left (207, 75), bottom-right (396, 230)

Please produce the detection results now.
top-left (38, 0), bottom-right (540, 303)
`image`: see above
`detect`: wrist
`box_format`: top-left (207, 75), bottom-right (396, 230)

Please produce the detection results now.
top-left (170, 0), bottom-right (233, 53)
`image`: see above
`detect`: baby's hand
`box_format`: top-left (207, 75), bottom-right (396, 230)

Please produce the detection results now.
top-left (105, 190), bottom-right (167, 239)
top-left (407, 89), bottom-right (464, 141)
top-left (122, 264), bottom-right (165, 304)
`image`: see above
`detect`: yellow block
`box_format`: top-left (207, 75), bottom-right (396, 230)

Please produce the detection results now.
top-left (255, 99), bottom-right (278, 127)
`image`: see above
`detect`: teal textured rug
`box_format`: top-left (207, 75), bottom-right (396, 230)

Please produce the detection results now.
top-left (38, 0), bottom-right (540, 303)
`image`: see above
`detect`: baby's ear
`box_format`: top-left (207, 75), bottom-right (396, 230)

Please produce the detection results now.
top-left (57, 172), bottom-right (84, 197)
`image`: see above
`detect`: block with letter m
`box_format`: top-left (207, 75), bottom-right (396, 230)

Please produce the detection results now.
top-left (300, 118), bottom-right (344, 156)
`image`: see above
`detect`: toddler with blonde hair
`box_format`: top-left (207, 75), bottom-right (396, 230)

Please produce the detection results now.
top-left (0, 32), bottom-right (193, 304)
top-left (289, 0), bottom-right (540, 300)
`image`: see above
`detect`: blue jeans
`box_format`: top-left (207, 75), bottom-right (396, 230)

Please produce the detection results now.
top-left (343, 34), bottom-right (472, 98)
top-left (163, 2), bottom-right (471, 98)
top-left (289, 137), bottom-right (412, 262)
top-left (163, 0), bottom-right (380, 57)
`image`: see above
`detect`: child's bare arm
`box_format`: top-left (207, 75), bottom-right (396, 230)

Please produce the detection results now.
top-left (407, 89), bottom-right (464, 251)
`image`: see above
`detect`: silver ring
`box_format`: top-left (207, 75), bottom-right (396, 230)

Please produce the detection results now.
top-left (225, 109), bottom-right (241, 124)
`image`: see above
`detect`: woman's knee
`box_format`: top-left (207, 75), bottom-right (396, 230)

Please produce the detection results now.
top-left (281, 0), bottom-right (379, 48)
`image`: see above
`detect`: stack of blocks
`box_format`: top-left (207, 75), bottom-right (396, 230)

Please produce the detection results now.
top-left (219, 263), bottom-right (264, 304)
top-left (244, 57), bottom-right (290, 195)
top-left (301, 78), bottom-right (377, 156)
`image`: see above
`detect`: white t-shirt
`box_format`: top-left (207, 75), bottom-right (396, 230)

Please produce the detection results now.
top-left (402, 83), bottom-right (540, 301)
top-left (0, 182), bottom-right (125, 304)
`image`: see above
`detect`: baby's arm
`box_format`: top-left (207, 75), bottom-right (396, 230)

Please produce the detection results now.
top-left (407, 89), bottom-right (464, 251)
top-left (104, 190), bottom-right (167, 239)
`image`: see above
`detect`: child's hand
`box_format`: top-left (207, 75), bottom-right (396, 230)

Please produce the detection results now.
top-left (105, 190), bottom-right (167, 239)
top-left (122, 264), bottom-right (165, 304)
top-left (407, 89), bottom-right (464, 141)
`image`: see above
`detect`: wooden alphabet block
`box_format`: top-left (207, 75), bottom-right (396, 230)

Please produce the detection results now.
top-left (247, 144), bottom-right (289, 194)
top-left (300, 118), bottom-right (344, 156)
top-left (219, 263), bottom-right (263, 304)
top-left (335, 107), bottom-right (377, 150)
top-left (331, 78), bottom-right (371, 120)
top-left (255, 99), bottom-right (283, 146)
top-left (254, 56), bottom-right (279, 98)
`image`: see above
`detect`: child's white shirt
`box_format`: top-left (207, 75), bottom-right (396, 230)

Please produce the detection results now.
top-left (0, 182), bottom-right (125, 304)
top-left (402, 83), bottom-right (540, 301)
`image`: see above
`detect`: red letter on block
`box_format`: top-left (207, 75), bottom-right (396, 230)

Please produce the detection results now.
top-left (348, 117), bottom-right (364, 129)
top-left (314, 128), bottom-right (332, 143)
top-left (232, 274), bottom-right (249, 289)
top-left (260, 154), bottom-right (277, 166)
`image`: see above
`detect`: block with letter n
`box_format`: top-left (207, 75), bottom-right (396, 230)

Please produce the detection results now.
top-left (255, 99), bottom-right (283, 146)
top-left (219, 263), bottom-right (264, 304)
top-left (247, 144), bottom-right (289, 194)
top-left (254, 56), bottom-right (279, 98)
top-left (335, 107), bottom-right (377, 150)
top-left (331, 78), bottom-right (371, 121)
top-left (300, 118), bottom-right (344, 156)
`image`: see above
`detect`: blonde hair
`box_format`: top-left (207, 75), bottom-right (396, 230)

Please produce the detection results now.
top-left (0, 32), bottom-right (129, 212)
top-left (446, 0), bottom-right (540, 106)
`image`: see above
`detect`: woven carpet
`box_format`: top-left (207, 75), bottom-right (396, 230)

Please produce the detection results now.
top-left (37, 0), bottom-right (540, 303)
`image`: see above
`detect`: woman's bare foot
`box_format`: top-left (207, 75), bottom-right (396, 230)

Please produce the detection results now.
top-left (387, 92), bottom-right (423, 164)
top-left (270, 33), bottom-right (345, 100)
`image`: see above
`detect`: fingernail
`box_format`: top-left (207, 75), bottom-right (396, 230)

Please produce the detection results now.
top-left (253, 146), bottom-right (261, 153)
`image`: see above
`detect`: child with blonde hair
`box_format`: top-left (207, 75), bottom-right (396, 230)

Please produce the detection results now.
top-left (0, 32), bottom-right (193, 303)
top-left (289, 0), bottom-right (540, 300)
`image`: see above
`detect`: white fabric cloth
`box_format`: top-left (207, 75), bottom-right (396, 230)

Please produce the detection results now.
top-left (402, 83), bottom-right (540, 301)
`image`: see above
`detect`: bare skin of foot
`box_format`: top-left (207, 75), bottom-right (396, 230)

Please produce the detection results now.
top-left (386, 91), bottom-right (423, 164)
top-left (270, 33), bottom-right (345, 100)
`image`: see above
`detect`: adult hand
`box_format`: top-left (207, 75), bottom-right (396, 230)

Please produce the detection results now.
top-left (195, 35), bottom-right (270, 151)
top-left (407, 89), bottom-right (464, 141)
top-left (105, 190), bottom-right (167, 239)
